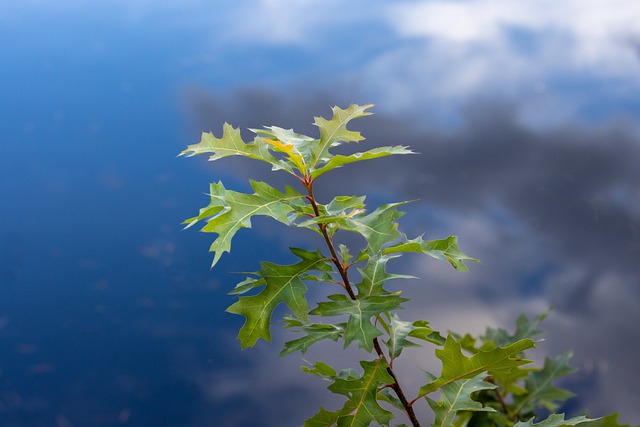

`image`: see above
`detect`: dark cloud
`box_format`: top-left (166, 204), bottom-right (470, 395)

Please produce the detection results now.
top-left (182, 88), bottom-right (640, 274)
top-left (181, 87), bottom-right (640, 423)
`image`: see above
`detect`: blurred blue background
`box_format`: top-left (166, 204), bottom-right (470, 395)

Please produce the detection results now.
top-left (1, 1), bottom-right (639, 426)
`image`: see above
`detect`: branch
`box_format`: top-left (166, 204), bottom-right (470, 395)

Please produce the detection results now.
top-left (304, 179), bottom-right (421, 427)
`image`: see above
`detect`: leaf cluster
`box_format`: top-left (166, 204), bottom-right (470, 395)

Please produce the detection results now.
top-left (181, 105), bottom-right (632, 427)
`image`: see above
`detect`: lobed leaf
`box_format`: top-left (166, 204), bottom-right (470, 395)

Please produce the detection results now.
top-left (304, 407), bottom-right (343, 427)
top-left (302, 361), bottom-right (338, 380)
top-left (355, 255), bottom-right (415, 297)
top-left (226, 248), bottom-right (332, 348)
top-left (511, 352), bottom-right (576, 416)
top-left (515, 414), bottom-right (600, 427)
top-left (251, 126), bottom-right (317, 175)
top-left (184, 180), bottom-right (307, 267)
top-left (311, 104), bottom-right (374, 169)
top-left (179, 123), bottom-right (291, 173)
top-left (311, 145), bottom-right (415, 178)
top-left (584, 414), bottom-right (635, 427)
top-left (427, 373), bottom-right (497, 427)
top-left (383, 235), bottom-right (478, 272)
top-left (419, 335), bottom-right (535, 398)
top-left (384, 314), bottom-right (441, 359)
top-left (341, 203), bottom-right (407, 256)
top-left (310, 293), bottom-right (408, 352)
top-left (280, 320), bottom-right (345, 357)
top-left (228, 276), bottom-right (265, 295)
top-left (483, 312), bottom-right (549, 347)
top-left (327, 358), bottom-right (395, 427)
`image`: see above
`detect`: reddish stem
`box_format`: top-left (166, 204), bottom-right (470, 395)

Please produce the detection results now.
top-left (303, 179), bottom-right (421, 427)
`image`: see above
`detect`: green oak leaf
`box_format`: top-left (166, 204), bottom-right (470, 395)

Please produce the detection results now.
top-left (385, 314), bottom-right (441, 359)
top-left (326, 358), bottom-right (395, 427)
top-left (427, 373), bottom-right (497, 427)
top-left (355, 255), bottom-right (415, 297)
top-left (338, 244), bottom-right (353, 265)
top-left (311, 145), bottom-right (415, 178)
top-left (302, 361), bottom-right (338, 380)
top-left (179, 123), bottom-right (291, 173)
top-left (515, 414), bottom-right (600, 427)
top-left (382, 235), bottom-right (478, 272)
top-left (478, 313), bottom-right (549, 397)
top-left (228, 276), bottom-right (265, 295)
top-left (378, 388), bottom-right (404, 411)
top-left (304, 407), bottom-right (342, 427)
top-left (311, 104), bottom-right (374, 169)
top-left (323, 195), bottom-right (367, 216)
top-left (419, 335), bottom-right (535, 397)
top-left (341, 203), bottom-right (406, 256)
top-left (511, 352), bottom-right (576, 416)
top-left (251, 126), bottom-right (316, 175)
top-left (226, 248), bottom-right (332, 348)
top-left (483, 312), bottom-right (549, 347)
top-left (585, 414), bottom-right (635, 427)
top-left (184, 180), bottom-right (306, 266)
top-left (310, 293), bottom-right (408, 352)
top-left (280, 320), bottom-right (345, 357)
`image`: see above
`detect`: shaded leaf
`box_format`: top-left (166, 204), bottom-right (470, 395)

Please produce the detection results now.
top-left (419, 335), bottom-right (535, 397)
top-left (483, 312), bottom-right (549, 347)
top-left (304, 407), bottom-right (342, 427)
top-left (427, 373), bottom-right (497, 427)
top-left (515, 414), bottom-right (600, 427)
top-left (511, 352), bottom-right (576, 416)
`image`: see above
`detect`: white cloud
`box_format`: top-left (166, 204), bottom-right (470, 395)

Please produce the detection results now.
top-left (355, 0), bottom-right (640, 122)
top-left (225, 0), bottom-right (386, 45)
top-left (390, 0), bottom-right (640, 69)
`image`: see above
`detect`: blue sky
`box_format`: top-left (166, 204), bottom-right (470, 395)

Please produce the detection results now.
top-left (1, 1), bottom-right (639, 426)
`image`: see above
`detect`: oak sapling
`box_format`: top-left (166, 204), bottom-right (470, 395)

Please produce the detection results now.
top-left (181, 104), bottom-right (629, 427)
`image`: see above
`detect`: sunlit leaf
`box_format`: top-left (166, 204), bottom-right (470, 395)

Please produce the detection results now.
top-left (227, 248), bottom-right (332, 348)
top-left (252, 126), bottom-right (317, 175)
top-left (384, 314), bottom-right (441, 359)
top-left (383, 235), bottom-right (478, 272)
top-left (184, 180), bottom-right (306, 266)
top-left (280, 320), bottom-right (345, 357)
top-left (327, 359), bottom-right (395, 427)
top-left (355, 255), bottom-right (415, 297)
top-left (311, 104), bottom-right (374, 168)
top-left (179, 123), bottom-right (290, 172)
top-left (341, 203), bottom-right (406, 256)
top-left (312, 145), bottom-right (415, 178)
